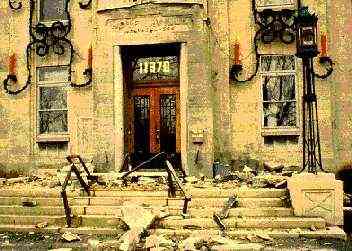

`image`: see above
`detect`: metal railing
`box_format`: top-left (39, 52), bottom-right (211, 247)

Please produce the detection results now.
top-left (121, 152), bottom-right (191, 214)
top-left (61, 155), bottom-right (97, 227)
top-left (61, 153), bottom-right (191, 227)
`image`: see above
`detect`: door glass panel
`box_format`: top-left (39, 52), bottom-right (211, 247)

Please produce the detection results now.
top-left (133, 96), bottom-right (150, 156)
top-left (160, 94), bottom-right (176, 153)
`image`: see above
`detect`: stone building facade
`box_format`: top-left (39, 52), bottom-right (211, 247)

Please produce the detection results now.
top-left (0, 0), bottom-right (351, 177)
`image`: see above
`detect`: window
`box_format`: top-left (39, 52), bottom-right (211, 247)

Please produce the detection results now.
top-left (260, 55), bottom-right (297, 129)
top-left (37, 66), bottom-right (69, 139)
top-left (256, 0), bottom-right (295, 9)
top-left (39, 0), bottom-right (68, 22)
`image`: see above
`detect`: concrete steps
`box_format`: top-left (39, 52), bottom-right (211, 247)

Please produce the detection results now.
top-left (152, 227), bottom-right (347, 240)
top-left (0, 187), bottom-right (345, 239)
top-left (158, 216), bottom-right (326, 230)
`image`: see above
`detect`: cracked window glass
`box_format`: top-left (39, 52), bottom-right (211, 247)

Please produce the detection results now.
top-left (40, 0), bottom-right (68, 22)
top-left (261, 55), bottom-right (297, 127)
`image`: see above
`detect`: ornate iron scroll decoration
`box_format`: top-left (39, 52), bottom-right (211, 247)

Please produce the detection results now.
top-left (79, 0), bottom-right (92, 9)
top-left (314, 56), bottom-right (333, 79)
top-left (254, 8), bottom-right (296, 44)
top-left (9, 0), bottom-right (22, 10)
top-left (231, 0), bottom-right (333, 82)
top-left (4, 0), bottom-right (93, 95)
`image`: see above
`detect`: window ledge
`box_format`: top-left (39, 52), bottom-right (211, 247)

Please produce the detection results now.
top-left (36, 134), bottom-right (70, 143)
top-left (261, 128), bottom-right (300, 136)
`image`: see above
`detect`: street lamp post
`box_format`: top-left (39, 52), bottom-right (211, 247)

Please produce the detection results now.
top-left (295, 7), bottom-right (324, 174)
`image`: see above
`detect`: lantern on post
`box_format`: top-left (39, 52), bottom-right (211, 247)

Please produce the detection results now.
top-left (295, 7), bottom-right (325, 174)
top-left (295, 7), bottom-right (318, 59)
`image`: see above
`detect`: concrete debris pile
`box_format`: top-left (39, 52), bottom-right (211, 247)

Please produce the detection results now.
top-left (118, 202), bottom-right (170, 251)
top-left (92, 173), bottom-right (169, 192)
top-left (178, 231), bottom-right (264, 251)
top-left (211, 160), bottom-right (299, 189)
top-left (0, 171), bottom-right (61, 189)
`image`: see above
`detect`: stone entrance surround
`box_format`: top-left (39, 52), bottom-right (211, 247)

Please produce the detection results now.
top-left (93, 2), bottom-right (215, 176)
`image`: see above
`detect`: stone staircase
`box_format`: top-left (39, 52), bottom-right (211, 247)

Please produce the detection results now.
top-left (0, 184), bottom-right (346, 239)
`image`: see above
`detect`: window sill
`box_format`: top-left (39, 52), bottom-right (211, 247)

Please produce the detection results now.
top-left (256, 4), bottom-right (296, 11)
top-left (36, 134), bottom-right (70, 143)
top-left (38, 19), bottom-right (69, 27)
top-left (261, 128), bottom-right (300, 136)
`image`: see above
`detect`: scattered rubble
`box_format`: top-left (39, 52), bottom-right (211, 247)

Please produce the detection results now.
top-left (21, 198), bottom-right (37, 207)
top-left (119, 202), bottom-right (169, 251)
top-left (178, 231), bottom-right (265, 251)
top-left (61, 232), bottom-right (81, 242)
top-left (274, 180), bottom-right (287, 189)
top-left (256, 232), bottom-right (273, 242)
top-left (35, 222), bottom-right (48, 229)
top-left (264, 162), bottom-right (285, 173)
top-left (48, 249), bottom-right (72, 251)
top-left (252, 174), bottom-right (287, 188)
top-left (145, 234), bottom-right (174, 250)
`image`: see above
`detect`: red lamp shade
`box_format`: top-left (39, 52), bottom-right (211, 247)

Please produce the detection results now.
top-left (88, 46), bottom-right (92, 68)
top-left (233, 43), bottom-right (241, 65)
top-left (320, 34), bottom-right (327, 57)
top-left (9, 53), bottom-right (16, 75)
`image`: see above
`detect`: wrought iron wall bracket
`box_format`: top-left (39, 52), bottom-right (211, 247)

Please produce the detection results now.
top-left (9, 0), bottom-right (22, 10)
top-left (79, 0), bottom-right (92, 9)
top-left (2, 74), bottom-right (31, 95)
top-left (314, 56), bottom-right (333, 79)
top-left (70, 68), bottom-right (92, 88)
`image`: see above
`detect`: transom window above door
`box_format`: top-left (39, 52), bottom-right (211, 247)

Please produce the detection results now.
top-left (122, 44), bottom-right (180, 85)
top-left (132, 56), bottom-right (179, 82)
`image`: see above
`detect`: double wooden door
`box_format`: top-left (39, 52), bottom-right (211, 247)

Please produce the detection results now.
top-left (126, 86), bottom-right (180, 161)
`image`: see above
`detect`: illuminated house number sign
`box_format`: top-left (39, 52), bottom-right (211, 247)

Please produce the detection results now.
top-left (132, 56), bottom-right (179, 82)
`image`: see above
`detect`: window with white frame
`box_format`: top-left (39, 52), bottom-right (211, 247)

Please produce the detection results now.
top-left (256, 0), bottom-right (295, 9)
top-left (37, 66), bottom-right (69, 136)
top-left (260, 55), bottom-right (297, 128)
top-left (39, 0), bottom-right (68, 22)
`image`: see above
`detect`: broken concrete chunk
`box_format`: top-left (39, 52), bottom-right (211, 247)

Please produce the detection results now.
top-left (48, 249), bottom-right (73, 251)
top-left (242, 165), bottom-right (253, 173)
top-left (145, 234), bottom-right (174, 250)
top-left (264, 162), bottom-right (284, 173)
top-left (21, 198), bottom-right (37, 207)
top-left (185, 176), bottom-right (198, 184)
top-left (35, 222), bottom-right (48, 229)
top-left (252, 175), bottom-right (287, 188)
top-left (118, 230), bottom-right (140, 251)
top-left (275, 180), bottom-right (287, 189)
top-left (61, 232), bottom-right (81, 242)
top-left (256, 232), bottom-right (273, 242)
top-left (6, 177), bottom-right (28, 184)
top-left (0, 178), bottom-right (6, 185)
top-left (121, 202), bottom-right (157, 231)
top-left (211, 243), bottom-right (264, 251)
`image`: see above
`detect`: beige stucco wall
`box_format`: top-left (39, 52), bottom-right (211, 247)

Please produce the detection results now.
top-left (0, 0), bottom-right (350, 176)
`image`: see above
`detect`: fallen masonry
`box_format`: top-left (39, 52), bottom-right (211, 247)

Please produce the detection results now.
top-left (0, 157), bottom-right (346, 250)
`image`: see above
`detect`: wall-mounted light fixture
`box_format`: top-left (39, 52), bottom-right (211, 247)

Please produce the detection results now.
top-left (9, 0), bottom-right (22, 10)
top-left (70, 45), bottom-right (92, 88)
top-left (295, 7), bottom-right (318, 58)
top-left (230, 43), bottom-right (243, 80)
top-left (4, 0), bottom-right (94, 95)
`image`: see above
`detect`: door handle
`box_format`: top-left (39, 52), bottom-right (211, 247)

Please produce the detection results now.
top-left (156, 129), bottom-right (160, 142)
